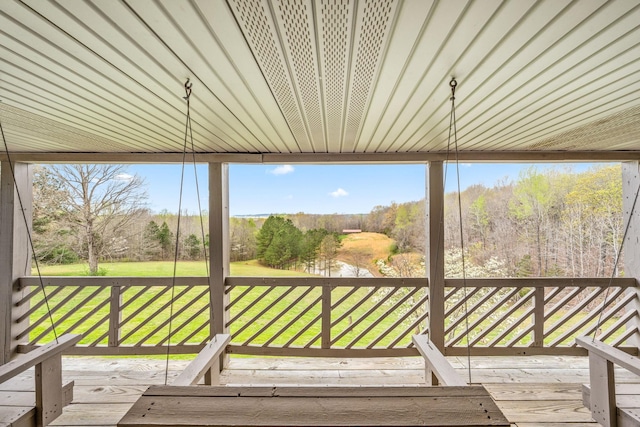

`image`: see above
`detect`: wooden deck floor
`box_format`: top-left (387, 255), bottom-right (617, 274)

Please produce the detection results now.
top-left (10, 354), bottom-right (638, 426)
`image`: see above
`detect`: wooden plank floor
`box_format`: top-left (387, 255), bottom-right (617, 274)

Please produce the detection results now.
top-left (12, 354), bottom-right (636, 427)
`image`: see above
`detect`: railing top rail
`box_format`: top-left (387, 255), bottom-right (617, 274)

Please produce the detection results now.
top-left (225, 277), bottom-right (428, 287)
top-left (19, 276), bottom-right (211, 288)
top-left (445, 277), bottom-right (637, 288)
top-left (21, 276), bottom-right (636, 289)
top-left (20, 276), bottom-right (637, 289)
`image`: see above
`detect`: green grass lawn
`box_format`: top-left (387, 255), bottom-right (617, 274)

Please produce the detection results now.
top-left (34, 259), bottom-right (313, 277)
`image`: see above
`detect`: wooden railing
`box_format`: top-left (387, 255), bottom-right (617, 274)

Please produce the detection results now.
top-left (16, 276), bottom-right (639, 357)
top-left (225, 277), bottom-right (428, 357)
top-left (17, 277), bottom-right (212, 355)
top-left (441, 278), bottom-right (639, 356)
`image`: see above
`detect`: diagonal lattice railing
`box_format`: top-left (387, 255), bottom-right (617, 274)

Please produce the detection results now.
top-left (17, 276), bottom-right (639, 356)
top-left (443, 278), bottom-right (638, 355)
top-left (225, 277), bottom-right (428, 357)
top-left (17, 277), bottom-right (211, 354)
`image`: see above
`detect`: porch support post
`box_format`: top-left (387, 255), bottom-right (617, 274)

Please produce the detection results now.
top-left (209, 163), bottom-right (230, 367)
top-left (622, 161), bottom-right (640, 347)
top-left (427, 161), bottom-right (445, 352)
top-left (0, 162), bottom-right (33, 364)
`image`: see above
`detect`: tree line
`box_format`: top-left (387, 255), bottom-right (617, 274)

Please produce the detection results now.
top-left (254, 216), bottom-right (342, 275)
top-left (30, 163), bottom-right (623, 278)
top-left (444, 164), bottom-right (623, 278)
top-left (359, 164), bottom-right (623, 278)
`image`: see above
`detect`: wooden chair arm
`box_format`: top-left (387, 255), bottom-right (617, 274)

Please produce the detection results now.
top-left (576, 336), bottom-right (640, 376)
top-left (412, 335), bottom-right (466, 386)
top-left (0, 334), bottom-right (81, 383)
top-left (173, 334), bottom-right (231, 386)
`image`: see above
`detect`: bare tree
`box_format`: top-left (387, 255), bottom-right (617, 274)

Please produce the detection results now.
top-left (344, 248), bottom-right (372, 277)
top-left (48, 164), bottom-right (147, 274)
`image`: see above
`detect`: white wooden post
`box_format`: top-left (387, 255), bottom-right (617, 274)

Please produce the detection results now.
top-left (0, 162), bottom-right (33, 364)
top-left (622, 161), bottom-right (640, 348)
top-left (427, 161), bottom-right (445, 353)
top-left (209, 163), bottom-right (230, 368)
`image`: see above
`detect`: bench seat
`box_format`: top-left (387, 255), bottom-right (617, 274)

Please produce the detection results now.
top-left (118, 385), bottom-right (510, 426)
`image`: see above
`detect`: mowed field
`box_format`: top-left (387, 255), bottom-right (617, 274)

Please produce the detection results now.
top-left (34, 232), bottom-right (397, 277)
top-left (34, 259), bottom-right (314, 277)
top-left (338, 232), bottom-right (395, 261)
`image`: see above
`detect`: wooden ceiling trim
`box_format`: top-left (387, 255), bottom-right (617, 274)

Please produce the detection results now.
top-left (2, 151), bottom-right (639, 164)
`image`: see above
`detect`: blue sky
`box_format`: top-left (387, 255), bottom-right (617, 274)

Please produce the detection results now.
top-left (128, 162), bottom-right (603, 216)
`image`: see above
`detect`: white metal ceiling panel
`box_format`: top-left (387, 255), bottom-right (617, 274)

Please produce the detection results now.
top-left (0, 0), bottom-right (638, 156)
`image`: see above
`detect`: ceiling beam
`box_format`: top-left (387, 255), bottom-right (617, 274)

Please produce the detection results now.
top-left (1, 151), bottom-right (639, 164)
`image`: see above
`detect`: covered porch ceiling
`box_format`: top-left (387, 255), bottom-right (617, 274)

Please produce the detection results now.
top-left (1, 0), bottom-right (639, 161)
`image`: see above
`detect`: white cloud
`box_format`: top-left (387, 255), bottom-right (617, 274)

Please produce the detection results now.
top-left (329, 188), bottom-right (349, 198)
top-left (114, 173), bottom-right (134, 181)
top-left (269, 165), bottom-right (294, 175)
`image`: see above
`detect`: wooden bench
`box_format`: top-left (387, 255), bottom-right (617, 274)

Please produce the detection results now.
top-left (172, 334), bottom-right (231, 386)
top-left (119, 385), bottom-right (510, 426)
top-left (576, 336), bottom-right (640, 427)
top-left (0, 334), bottom-right (81, 427)
top-left (118, 334), bottom-right (510, 426)
top-left (412, 335), bottom-right (466, 386)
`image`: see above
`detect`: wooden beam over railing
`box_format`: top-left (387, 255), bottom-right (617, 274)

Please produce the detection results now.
top-left (2, 151), bottom-right (640, 164)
